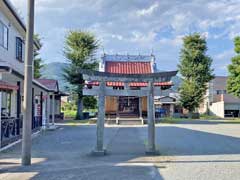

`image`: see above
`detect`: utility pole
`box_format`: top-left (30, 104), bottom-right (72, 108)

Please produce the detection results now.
top-left (22, 0), bottom-right (35, 166)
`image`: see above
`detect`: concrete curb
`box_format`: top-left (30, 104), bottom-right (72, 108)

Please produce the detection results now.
top-left (0, 130), bottom-right (41, 153)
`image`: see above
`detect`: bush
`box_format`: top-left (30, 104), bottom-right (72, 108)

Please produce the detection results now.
top-left (63, 110), bottom-right (76, 119)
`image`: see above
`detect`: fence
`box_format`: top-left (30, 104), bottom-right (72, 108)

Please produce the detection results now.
top-left (1, 116), bottom-right (42, 148)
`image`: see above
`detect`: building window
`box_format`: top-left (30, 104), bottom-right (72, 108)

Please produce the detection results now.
top-left (216, 90), bottom-right (227, 95)
top-left (16, 37), bottom-right (23, 61)
top-left (0, 21), bottom-right (8, 49)
top-left (113, 86), bottom-right (124, 90)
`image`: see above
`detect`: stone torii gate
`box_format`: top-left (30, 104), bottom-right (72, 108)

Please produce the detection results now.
top-left (81, 70), bottom-right (177, 155)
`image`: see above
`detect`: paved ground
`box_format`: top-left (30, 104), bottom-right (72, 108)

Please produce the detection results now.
top-left (1, 121), bottom-right (240, 180)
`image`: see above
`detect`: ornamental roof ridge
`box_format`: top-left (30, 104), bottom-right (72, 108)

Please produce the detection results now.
top-left (102, 54), bottom-right (154, 62)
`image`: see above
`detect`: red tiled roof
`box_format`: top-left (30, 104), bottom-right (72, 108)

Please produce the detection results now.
top-left (105, 61), bottom-right (152, 74)
top-left (86, 61), bottom-right (173, 87)
top-left (36, 79), bottom-right (58, 91)
top-left (0, 80), bottom-right (19, 90)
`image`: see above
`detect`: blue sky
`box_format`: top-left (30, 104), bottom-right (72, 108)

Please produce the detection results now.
top-left (10, 0), bottom-right (240, 75)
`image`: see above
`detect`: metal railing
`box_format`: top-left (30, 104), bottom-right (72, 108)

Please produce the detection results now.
top-left (1, 116), bottom-right (42, 148)
top-left (1, 117), bottom-right (21, 147)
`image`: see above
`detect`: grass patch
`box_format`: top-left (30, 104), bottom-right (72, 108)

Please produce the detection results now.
top-left (158, 116), bottom-right (240, 124)
top-left (158, 117), bottom-right (189, 124)
top-left (158, 114), bottom-right (223, 123)
top-left (216, 118), bottom-right (240, 123)
top-left (200, 114), bottom-right (221, 120)
top-left (63, 109), bottom-right (97, 120)
top-left (63, 110), bottom-right (76, 119)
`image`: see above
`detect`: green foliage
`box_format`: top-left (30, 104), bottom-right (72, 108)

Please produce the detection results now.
top-left (227, 36), bottom-right (240, 98)
top-left (34, 34), bottom-right (44, 78)
top-left (62, 101), bottom-right (77, 111)
top-left (234, 36), bottom-right (240, 54)
top-left (63, 110), bottom-right (77, 119)
top-left (178, 33), bottom-right (214, 112)
top-left (63, 30), bottom-right (99, 119)
top-left (179, 80), bottom-right (202, 112)
top-left (83, 96), bottom-right (97, 110)
top-left (200, 114), bottom-right (220, 120)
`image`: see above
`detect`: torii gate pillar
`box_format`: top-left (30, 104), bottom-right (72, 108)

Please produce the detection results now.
top-left (92, 81), bottom-right (106, 155)
top-left (146, 81), bottom-right (159, 155)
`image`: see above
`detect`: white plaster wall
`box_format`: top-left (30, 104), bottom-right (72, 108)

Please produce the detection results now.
top-left (209, 101), bottom-right (225, 118)
top-left (49, 96), bottom-right (60, 115)
top-left (0, 10), bottom-right (25, 75)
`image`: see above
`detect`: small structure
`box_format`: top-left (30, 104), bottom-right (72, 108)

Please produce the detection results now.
top-left (36, 79), bottom-right (67, 122)
top-left (82, 69), bottom-right (177, 155)
top-left (155, 96), bottom-right (180, 117)
top-left (199, 76), bottom-right (240, 118)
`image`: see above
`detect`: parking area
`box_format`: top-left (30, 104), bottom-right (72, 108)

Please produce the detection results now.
top-left (1, 121), bottom-right (240, 180)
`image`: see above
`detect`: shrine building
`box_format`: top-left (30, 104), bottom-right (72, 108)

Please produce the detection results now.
top-left (86, 54), bottom-right (175, 123)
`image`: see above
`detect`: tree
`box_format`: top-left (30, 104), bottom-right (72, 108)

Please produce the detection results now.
top-left (227, 36), bottom-right (240, 98)
top-left (33, 34), bottom-right (44, 78)
top-left (83, 96), bottom-right (97, 110)
top-left (63, 31), bottom-right (99, 119)
top-left (178, 33), bottom-right (214, 114)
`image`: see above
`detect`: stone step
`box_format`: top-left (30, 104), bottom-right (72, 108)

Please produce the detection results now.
top-left (118, 120), bottom-right (143, 125)
top-left (106, 118), bottom-right (144, 125)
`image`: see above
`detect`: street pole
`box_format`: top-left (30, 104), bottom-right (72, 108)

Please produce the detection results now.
top-left (22, 0), bottom-right (35, 166)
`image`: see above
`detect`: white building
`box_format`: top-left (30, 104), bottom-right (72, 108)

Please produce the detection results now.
top-left (199, 76), bottom-right (240, 118)
top-left (0, 0), bottom-right (65, 148)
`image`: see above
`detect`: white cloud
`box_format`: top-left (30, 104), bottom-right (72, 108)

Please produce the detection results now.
top-left (129, 31), bottom-right (157, 46)
top-left (111, 34), bottom-right (123, 40)
top-left (201, 32), bottom-right (209, 39)
top-left (8, 0), bottom-right (240, 74)
top-left (136, 2), bottom-right (159, 17)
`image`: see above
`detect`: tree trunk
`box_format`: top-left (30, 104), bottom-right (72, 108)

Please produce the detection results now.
top-left (188, 109), bottom-right (195, 119)
top-left (188, 111), bottom-right (193, 119)
top-left (188, 111), bottom-right (200, 119)
top-left (76, 96), bottom-right (83, 120)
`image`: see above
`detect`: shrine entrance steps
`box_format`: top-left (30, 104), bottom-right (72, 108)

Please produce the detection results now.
top-left (106, 117), bottom-right (144, 125)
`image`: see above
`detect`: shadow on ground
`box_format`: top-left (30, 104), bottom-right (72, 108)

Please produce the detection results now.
top-left (0, 126), bottom-right (163, 180)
